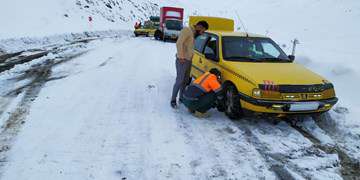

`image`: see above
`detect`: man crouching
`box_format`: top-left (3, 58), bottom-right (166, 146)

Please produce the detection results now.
top-left (182, 69), bottom-right (223, 117)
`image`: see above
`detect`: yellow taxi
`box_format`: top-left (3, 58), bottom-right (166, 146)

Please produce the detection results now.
top-left (134, 28), bottom-right (156, 37)
top-left (134, 20), bottom-right (158, 37)
top-left (190, 16), bottom-right (338, 118)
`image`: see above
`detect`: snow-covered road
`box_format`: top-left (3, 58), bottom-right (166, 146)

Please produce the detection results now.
top-left (0, 37), bottom-right (357, 180)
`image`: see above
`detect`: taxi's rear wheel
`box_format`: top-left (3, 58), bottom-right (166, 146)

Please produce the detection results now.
top-left (225, 85), bottom-right (243, 119)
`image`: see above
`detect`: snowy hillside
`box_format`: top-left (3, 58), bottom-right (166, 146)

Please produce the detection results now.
top-left (0, 0), bottom-right (159, 39)
top-left (0, 0), bottom-right (360, 179)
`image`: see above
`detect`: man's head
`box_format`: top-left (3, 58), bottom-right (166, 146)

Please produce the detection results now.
top-left (209, 68), bottom-right (221, 81)
top-left (194, 21), bottom-right (209, 38)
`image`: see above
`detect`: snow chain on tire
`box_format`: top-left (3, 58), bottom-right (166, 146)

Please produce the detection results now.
top-left (225, 85), bottom-right (243, 119)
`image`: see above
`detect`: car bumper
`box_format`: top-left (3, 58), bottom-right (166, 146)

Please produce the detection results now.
top-left (164, 34), bottom-right (179, 39)
top-left (164, 31), bottom-right (180, 39)
top-left (238, 93), bottom-right (338, 114)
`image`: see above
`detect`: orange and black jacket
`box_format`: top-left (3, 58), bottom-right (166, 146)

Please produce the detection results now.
top-left (184, 72), bottom-right (222, 99)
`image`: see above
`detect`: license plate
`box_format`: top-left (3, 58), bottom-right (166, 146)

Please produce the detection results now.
top-left (289, 102), bottom-right (320, 111)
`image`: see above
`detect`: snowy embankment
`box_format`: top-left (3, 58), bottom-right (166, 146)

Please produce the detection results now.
top-left (0, 30), bottom-right (129, 53)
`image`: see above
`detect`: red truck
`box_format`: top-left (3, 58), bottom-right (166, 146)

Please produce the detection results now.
top-left (154, 7), bottom-right (184, 41)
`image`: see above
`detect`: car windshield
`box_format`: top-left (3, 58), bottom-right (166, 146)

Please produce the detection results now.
top-left (222, 37), bottom-right (290, 62)
top-left (165, 20), bottom-right (183, 30)
top-left (154, 22), bottom-right (160, 29)
top-left (143, 21), bottom-right (153, 29)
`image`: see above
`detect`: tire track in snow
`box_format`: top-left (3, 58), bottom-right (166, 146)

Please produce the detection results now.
top-left (174, 114), bottom-right (229, 179)
top-left (0, 46), bottom-right (90, 177)
top-left (229, 118), bottom-right (342, 180)
top-left (173, 110), bottom-right (278, 179)
top-left (288, 116), bottom-right (360, 180)
top-left (230, 120), bottom-right (298, 180)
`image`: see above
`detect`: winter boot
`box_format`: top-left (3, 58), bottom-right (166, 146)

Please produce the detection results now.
top-left (194, 111), bottom-right (210, 118)
top-left (170, 100), bottom-right (177, 109)
top-left (188, 108), bottom-right (196, 114)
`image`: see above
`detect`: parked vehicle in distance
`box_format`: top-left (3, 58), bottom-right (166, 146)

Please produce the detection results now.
top-left (189, 16), bottom-right (338, 119)
top-left (154, 7), bottom-right (184, 41)
top-left (134, 16), bottom-right (160, 37)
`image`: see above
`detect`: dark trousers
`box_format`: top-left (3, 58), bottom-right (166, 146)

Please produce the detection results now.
top-left (171, 58), bottom-right (192, 101)
top-left (183, 92), bottom-right (216, 113)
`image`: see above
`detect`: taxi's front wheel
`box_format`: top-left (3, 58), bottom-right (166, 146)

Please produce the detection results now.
top-left (225, 85), bottom-right (243, 119)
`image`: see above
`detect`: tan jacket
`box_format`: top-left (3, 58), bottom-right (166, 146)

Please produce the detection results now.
top-left (176, 27), bottom-right (194, 61)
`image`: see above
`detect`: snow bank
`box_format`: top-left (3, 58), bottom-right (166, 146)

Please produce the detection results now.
top-left (0, 30), bottom-right (130, 53)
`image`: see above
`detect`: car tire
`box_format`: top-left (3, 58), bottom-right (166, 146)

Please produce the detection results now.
top-left (154, 30), bottom-right (161, 40)
top-left (216, 96), bottom-right (226, 112)
top-left (311, 111), bottom-right (328, 121)
top-left (225, 85), bottom-right (243, 119)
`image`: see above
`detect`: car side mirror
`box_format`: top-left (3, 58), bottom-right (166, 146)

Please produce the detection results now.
top-left (288, 55), bottom-right (295, 62)
top-left (205, 53), bottom-right (218, 61)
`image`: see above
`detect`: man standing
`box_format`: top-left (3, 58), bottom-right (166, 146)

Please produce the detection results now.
top-left (171, 21), bottom-right (209, 108)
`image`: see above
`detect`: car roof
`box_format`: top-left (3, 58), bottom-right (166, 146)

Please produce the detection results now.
top-left (206, 30), bottom-right (268, 38)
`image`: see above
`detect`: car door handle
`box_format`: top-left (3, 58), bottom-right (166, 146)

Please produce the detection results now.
top-left (199, 58), bottom-right (203, 63)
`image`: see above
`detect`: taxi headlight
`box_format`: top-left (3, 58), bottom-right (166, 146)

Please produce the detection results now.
top-left (285, 95), bottom-right (296, 99)
top-left (312, 94), bottom-right (323, 98)
top-left (252, 88), bottom-right (262, 98)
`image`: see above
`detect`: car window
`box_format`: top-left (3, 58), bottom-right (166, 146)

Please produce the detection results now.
top-left (261, 42), bottom-right (281, 57)
top-left (204, 46), bottom-right (214, 54)
top-left (194, 35), bottom-right (208, 53)
top-left (203, 36), bottom-right (218, 60)
top-left (143, 21), bottom-right (155, 29)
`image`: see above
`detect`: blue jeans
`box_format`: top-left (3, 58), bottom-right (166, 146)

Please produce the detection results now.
top-left (171, 58), bottom-right (192, 101)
